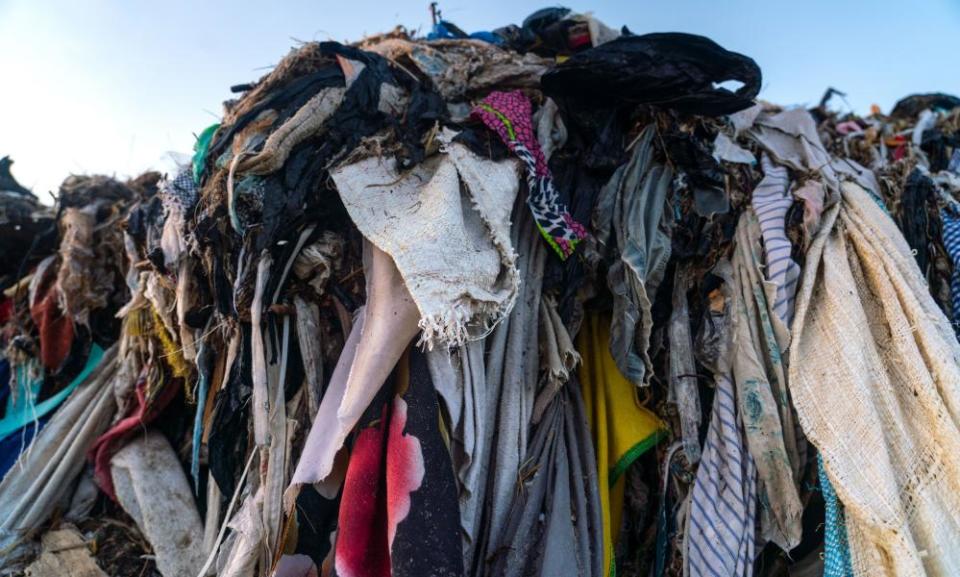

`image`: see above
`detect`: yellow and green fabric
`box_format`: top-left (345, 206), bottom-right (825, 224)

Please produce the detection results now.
top-left (578, 313), bottom-right (665, 577)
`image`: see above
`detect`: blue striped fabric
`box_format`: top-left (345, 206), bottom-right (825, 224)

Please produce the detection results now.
top-left (941, 206), bottom-right (960, 338)
top-left (686, 372), bottom-right (757, 577)
top-left (752, 156), bottom-right (801, 324)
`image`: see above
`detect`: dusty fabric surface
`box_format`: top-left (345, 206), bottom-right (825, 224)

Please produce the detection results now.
top-left (790, 182), bottom-right (960, 576)
top-left (729, 209), bottom-right (803, 550)
top-left (110, 431), bottom-right (206, 577)
top-left (471, 198), bottom-right (546, 575)
top-left (331, 130), bottom-right (519, 349)
top-left (532, 294), bottom-right (580, 422)
top-left (667, 265), bottom-right (701, 463)
top-left (487, 383), bottom-right (603, 577)
top-left (594, 125), bottom-right (673, 386)
top-left (426, 338), bottom-right (487, 559)
top-left (685, 260), bottom-right (758, 577)
top-left (486, 291), bottom-right (598, 576)
top-left (24, 525), bottom-right (106, 577)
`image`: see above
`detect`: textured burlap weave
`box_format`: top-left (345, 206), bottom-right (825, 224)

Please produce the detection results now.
top-left (790, 182), bottom-right (960, 576)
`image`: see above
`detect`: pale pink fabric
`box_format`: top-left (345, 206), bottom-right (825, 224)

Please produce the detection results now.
top-left (285, 243), bottom-right (420, 506)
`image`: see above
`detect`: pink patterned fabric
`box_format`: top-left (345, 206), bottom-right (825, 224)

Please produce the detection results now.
top-left (473, 90), bottom-right (587, 260)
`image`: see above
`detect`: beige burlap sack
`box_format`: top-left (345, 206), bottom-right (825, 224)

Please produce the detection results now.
top-left (789, 182), bottom-right (960, 576)
top-left (331, 129), bottom-right (519, 349)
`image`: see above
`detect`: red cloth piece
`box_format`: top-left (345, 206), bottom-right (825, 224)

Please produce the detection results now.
top-left (29, 268), bottom-right (74, 372)
top-left (335, 404), bottom-right (391, 577)
top-left (88, 370), bottom-right (181, 500)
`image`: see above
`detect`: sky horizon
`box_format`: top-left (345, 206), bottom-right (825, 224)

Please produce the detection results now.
top-left (2, 0), bottom-right (959, 199)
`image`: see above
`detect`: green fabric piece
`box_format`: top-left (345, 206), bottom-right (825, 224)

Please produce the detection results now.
top-left (192, 123), bottom-right (220, 185)
top-left (608, 428), bottom-right (665, 488)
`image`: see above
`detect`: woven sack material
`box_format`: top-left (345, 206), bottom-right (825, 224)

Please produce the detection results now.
top-left (790, 182), bottom-right (960, 577)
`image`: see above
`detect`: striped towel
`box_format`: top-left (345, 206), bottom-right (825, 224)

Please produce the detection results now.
top-left (686, 373), bottom-right (757, 577)
top-left (752, 155), bottom-right (801, 324)
top-left (941, 206), bottom-right (960, 338)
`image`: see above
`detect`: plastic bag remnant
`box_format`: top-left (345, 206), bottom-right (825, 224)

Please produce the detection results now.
top-left (541, 32), bottom-right (761, 116)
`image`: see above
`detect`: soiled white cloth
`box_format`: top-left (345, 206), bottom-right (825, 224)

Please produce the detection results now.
top-left (331, 129), bottom-right (519, 349)
top-left (111, 431), bottom-right (206, 577)
top-left (790, 182), bottom-right (960, 576)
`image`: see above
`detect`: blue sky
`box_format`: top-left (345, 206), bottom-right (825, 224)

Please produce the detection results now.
top-left (1, 0), bottom-right (959, 197)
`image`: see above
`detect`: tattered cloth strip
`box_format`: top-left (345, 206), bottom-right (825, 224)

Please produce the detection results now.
top-left (54, 193), bottom-right (127, 328)
top-left (331, 129), bottom-right (519, 348)
top-left (751, 156), bottom-right (802, 323)
top-left (334, 348), bottom-right (463, 577)
top-left (473, 90), bottom-right (588, 260)
top-left (158, 167), bottom-right (199, 268)
top-left (593, 125), bottom-right (673, 386)
top-left (578, 313), bottom-right (665, 577)
top-left (790, 182), bottom-right (960, 576)
top-left (729, 209), bottom-right (803, 550)
top-left (28, 256), bottom-right (74, 373)
top-left (668, 266), bottom-right (701, 463)
top-left (685, 259), bottom-right (757, 577)
top-left (287, 242), bottom-right (420, 504)
top-left (531, 294), bottom-right (580, 423)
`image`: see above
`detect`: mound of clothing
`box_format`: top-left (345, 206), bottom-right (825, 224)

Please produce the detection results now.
top-left (3, 7), bottom-right (960, 577)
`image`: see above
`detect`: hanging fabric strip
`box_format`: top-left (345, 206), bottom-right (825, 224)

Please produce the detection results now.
top-left (473, 90), bottom-right (588, 260)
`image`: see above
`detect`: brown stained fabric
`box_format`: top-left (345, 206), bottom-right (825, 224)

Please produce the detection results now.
top-left (790, 183), bottom-right (960, 576)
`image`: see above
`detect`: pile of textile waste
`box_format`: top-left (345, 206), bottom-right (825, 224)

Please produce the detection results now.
top-left (3, 7), bottom-right (960, 577)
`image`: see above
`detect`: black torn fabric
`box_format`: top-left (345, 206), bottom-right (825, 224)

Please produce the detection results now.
top-left (541, 33), bottom-right (761, 116)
